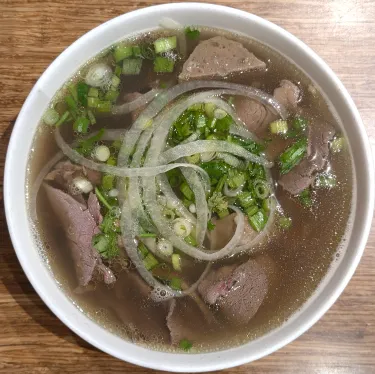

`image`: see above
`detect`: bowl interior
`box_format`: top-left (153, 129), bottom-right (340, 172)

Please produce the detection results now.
top-left (4, 3), bottom-right (374, 372)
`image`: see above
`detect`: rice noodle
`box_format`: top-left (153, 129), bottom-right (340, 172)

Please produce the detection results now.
top-left (112, 89), bottom-right (162, 115)
top-left (161, 140), bottom-right (273, 168)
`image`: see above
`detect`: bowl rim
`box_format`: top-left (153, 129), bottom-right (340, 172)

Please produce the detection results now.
top-left (4, 2), bottom-right (374, 372)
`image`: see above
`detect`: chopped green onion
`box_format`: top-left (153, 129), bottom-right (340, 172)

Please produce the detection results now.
top-left (180, 182), bottom-right (194, 201)
top-left (55, 110), bottom-right (70, 127)
top-left (184, 234), bottom-right (197, 246)
top-left (299, 188), bottom-right (312, 207)
top-left (114, 65), bottom-right (122, 77)
top-left (102, 174), bottom-right (115, 191)
top-left (143, 253), bottom-right (159, 271)
top-left (122, 58), bottom-right (143, 75)
top-left (88, 97), bottom-right (99, 108)
top-left (92, 234), bottom-right (109, 256)
top-left (154, 36), bottom-right (177, 54)
top-left (315, 172), bottom-right (337, 188)
top-left (270, 120), bottom-right (288, 135)
top-left (278, 137), bottom-right (308, 174)
top-left (43, 108), bottom-right (59, 126)
top-left (179, 338), bottom-right (193, 351)
top-left (88, 87), bottom-right (99, 97)
top-left (95, 187), bottom-right (112, 210)
top-left (73, 116), bottom-right (90, 133)
top-left (331, 137), bottom-right (345, 153)
top-left (114, 44), bottom-right (133, 62)
top-left (279, 216), bottom-right (292, 229)
top-left (172, 253), bottom-right (182, 272)
top-left (214, 108), bottom-right (227, 119)
top-left (111, 75), bottom-right (121, 89)
top-left (132, 45), bottom-right (142, 57)
top-left (254, 180), bottom-right (270, 199)
top-left (185, 26), bottom-right (200, 40)
top-left (104, 90), bottom-right (119, 102)
top-left (170, 277), bottom-right (182, 291)
top-left (96, 101), bottom-right (112, 113)
top-left (245, 205), bottom-right (259, 217)
top-left (248, 210), bottom-right (268, 232)
top-left (204, 102), bottom-right (216, 118)
top-left (292, 116), bottom-right (308, 132)
top-left (77, 82), bottom-right (89, 106)
top-left (237, 191), bottom-right (255, 209)
top-left (227, 169), bottom-right (246, 189)
top-left (262, 197), bottom-right (271, 212)
top-left (208, 191), bottom-right (228, 214)
top-left (207, 220), bottom-right (216, 231)
top-left (215, 175), bottom-right (227, 193)
top-left (163, 208), bottom-right (176, 221)
top-left (65, 95), bottom-right (77, 111)
top-left (138, 242), bottom-right (149, 259)
top-left (87, 109), bottom-right (96, 125)
top-left (154, 56), bottom-right (175, 73)
top-left (139, 232), bottom-right (157, 238)
top-left (67, 83), bottom-right (78, 102)
top-left (217, 209), bottom-right (229, 218)
top-left (75, 128), bottom-right (104, 155)
top-left (186, 154), bottom-right (200, 164)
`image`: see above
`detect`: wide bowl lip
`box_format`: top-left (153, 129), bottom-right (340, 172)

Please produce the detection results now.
top-left (4, 2), bottom-right (374, 372)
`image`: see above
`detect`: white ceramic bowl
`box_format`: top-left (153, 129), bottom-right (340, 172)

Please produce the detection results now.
top-left (4, 3), bottom-right (374, 372)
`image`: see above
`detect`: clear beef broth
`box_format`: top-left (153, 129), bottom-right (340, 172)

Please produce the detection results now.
top-left (27, 26), bottom-right (353, 352)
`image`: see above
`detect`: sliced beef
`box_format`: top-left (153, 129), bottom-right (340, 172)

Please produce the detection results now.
top-left (44, 184), bottom-right (115, 287)
top-left (234, 80), bottom-right (300, 135)
top-left (109, 271), bottom-right (170, 343)
top-left (278, 123), bottom-right (335, 195)
top-left (198, 259), bottom-right (268, 325)
top-left (208, 213), bottom-right (257, 251)
top-left (307, 123), bottom-right (336, 169)
top-left (179, 36), bottom-right (266, 81)
top-left (45, 160), bottom-right (101, 196)
top-left (273, 79), bottom-right (301, 110)
top-left (166, 297), bottom-right (217, 345)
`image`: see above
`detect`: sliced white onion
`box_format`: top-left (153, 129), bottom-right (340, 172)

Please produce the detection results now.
top-left (108, 188), bottom-right (119, 197)
top-left (161, 140), bottom-right (273, 168)
top-left (189, 204), bottom-right (196, 214)
top-left (112, 89), bottom-right (162, 115)
top-left (157, 238), bottom-right (174, 256)
top-left (173, 218), bottom-right (192, 238)
top-left (216, 152), bottom-right (244, 168)
top-left (94, 145), bottom-right (110, 162)
top-left (72, 176), bottom-right (93, 194)
top-left (85, 63), bottom-right (112, 88)
top-left (200, 152), bottom-right (216, 162)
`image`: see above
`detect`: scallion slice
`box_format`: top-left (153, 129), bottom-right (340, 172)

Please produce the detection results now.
top-left (43, 108), bottom-right (59, 126)
top-left (122, 58), bottom-right (143, 75)
top-left (154, 36), bottom-right (177, 54)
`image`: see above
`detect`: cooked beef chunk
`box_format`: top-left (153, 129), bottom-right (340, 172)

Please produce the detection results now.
top-left (44, 184), bottom-right (115, 287)
top-left (179, 36), bottom-right (266, 81)
top-left (208, 213), bottom-right (257, 251)
top-left (198, 259), bottom-right (268, 325)
top-left (278, 123), bottom-right (335, 195)
top-left (234, 80), bottom-right (300, 134)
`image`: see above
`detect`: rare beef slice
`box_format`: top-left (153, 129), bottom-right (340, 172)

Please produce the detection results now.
top-left (44, 183), bottom-right (115, 287)
top-left (198, 259), bottom-right (268, 325)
